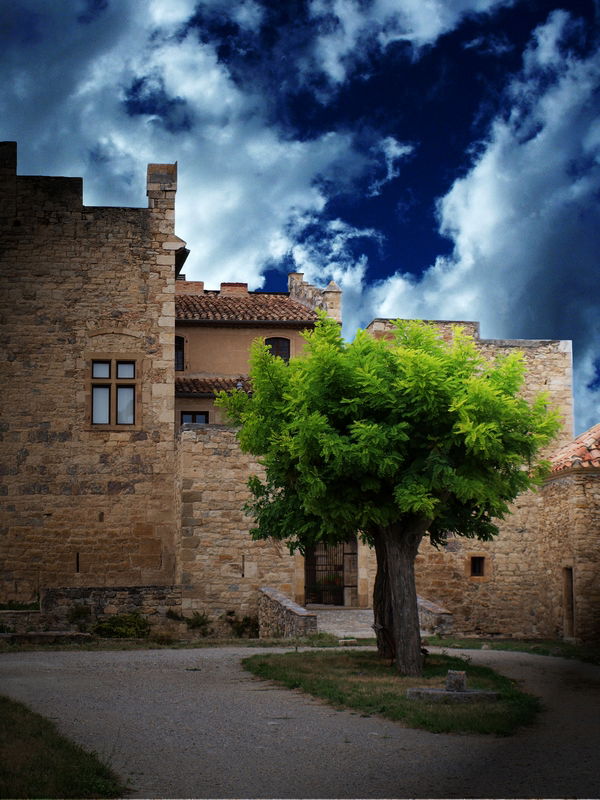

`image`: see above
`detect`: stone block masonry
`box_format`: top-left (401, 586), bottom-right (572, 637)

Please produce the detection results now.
top-left (0, 143), bottom-right (185, 601)
top-left (258, 586), bottom-right (317, 638)
top-left (177, 424), bottom-right (298, 618)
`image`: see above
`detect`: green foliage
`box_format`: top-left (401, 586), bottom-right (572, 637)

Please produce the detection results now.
top-left (222, 610), bottom-right (259, 638)
top-left (186, 611), bottom-right (213, 636)
top-left (166, 608), bottom-right (213, 635)
top-left (242, 650), bottom-right (540, 735)
top-left (67, 604), bottom-right (92, 631)
top-left (216, 315), bottom-right (561, 550)
top-left (93, 613), bottom-right (150, 639)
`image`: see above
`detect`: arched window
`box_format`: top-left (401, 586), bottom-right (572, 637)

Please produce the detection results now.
top-left (265, 337), bottom-right (290, 363)
top-left (175, 336), bottom-right (185, 371)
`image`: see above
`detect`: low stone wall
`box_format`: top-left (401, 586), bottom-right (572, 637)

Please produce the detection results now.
top-left (417, 595), bottom-right (453, 636)
top-left (41, 585), bottom-right (183, 629)
top-left (0, 610), bottom-right (43, 634)
top-left (258, 587), bottom-right (317, 638)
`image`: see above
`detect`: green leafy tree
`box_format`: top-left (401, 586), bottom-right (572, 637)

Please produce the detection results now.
top-left (217, 315), bottom-right (560, 675)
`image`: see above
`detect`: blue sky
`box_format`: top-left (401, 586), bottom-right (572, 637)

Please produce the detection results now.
top-left (1, 0), bottom-right (598, 433)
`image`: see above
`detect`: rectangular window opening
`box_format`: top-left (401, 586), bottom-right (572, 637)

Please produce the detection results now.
top-left (117, 361), bottom-right (135, 379)
top-left (471, 556), bottom-right (485, 577)
top-left (117, 386), bottom-right (135, 424)
top-left (181, 411), bottom-right (209, 425)
top-left (90, 357), bottom-right (138, 427)
top-left (175, 337), bottom-right (185, 371)
top-left (92, 386), bottom-right (110, 424)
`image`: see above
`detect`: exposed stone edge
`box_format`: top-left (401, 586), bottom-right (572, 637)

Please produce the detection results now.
top-left (259, 586), bottom-right (315, 617)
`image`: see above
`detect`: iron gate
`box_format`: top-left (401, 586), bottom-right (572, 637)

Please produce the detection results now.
top-left (304, 537), bottom-right (358, 605)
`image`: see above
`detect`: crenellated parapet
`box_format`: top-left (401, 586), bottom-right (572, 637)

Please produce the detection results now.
top-left (288, 271), bottom-right (342, 322)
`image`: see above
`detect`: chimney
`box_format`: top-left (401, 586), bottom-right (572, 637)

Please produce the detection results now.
top-left (175, 280), bottom-right (205, 295)
top-left (220, 282), bottom-right (248, 296)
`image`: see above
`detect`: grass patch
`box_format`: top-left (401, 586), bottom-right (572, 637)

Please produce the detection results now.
top-left (0, 694), bottom-right (126, 798)
top-left (242, 650), bottom-right (540, 735)
top-left (427, 635), bottom-right (600, 665)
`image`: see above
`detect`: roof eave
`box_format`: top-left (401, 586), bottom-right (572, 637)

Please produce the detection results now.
top-left (175, 319), bottom-right (316, 328)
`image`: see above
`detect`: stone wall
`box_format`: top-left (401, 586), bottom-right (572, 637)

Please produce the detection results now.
top-left (536, 470), bottom-right (600, 641)
top-left (0, 143), bottom-right (182, 601)
top-left (41, 584), bottom-right (183, 627)
top-left (177, 424), bottom-right (298, 617)
top-left (288, 272), bottom-right (342, 323)
top-left (258, 586), bottom-right (317, 638)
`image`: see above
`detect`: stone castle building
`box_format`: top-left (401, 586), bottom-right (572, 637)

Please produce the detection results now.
top-left (1, 142), bottom-right (598, 641)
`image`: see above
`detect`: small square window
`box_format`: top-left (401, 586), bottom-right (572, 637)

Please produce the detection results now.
top-left (471, 556), bottom-right (485, 577)
top-left (117, 361), bottom-right (135, 379)
top-left (181, 411), bottom-right (209, 424)
top-left (92, 361), bottom-right (110, 378)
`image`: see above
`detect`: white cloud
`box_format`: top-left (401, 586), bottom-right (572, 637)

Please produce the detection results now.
top-left (344, 12), bottom-right (600, 433)
top-left (0, 2), bottom-right (376, 291)
top-left (148, 0), bottom-right (197, 27)
top-left (368, 137), bottom-right (414, 197)
top-left (231, 0), bottom-right (264, 32)
top-left (309, 0), bottom-right (515, 85)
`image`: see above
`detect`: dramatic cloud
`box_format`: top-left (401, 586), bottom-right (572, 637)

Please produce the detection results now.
top-left (308, 0), bottom-right (515, 85)
top-left (0, 1), bottom-right (597, 432)
top-left (351, 10), bottom-right (600, 431)
top-left (0, 1), bottom-right (390, 288)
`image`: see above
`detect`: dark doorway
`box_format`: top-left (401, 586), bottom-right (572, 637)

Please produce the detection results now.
top-left (304, 537), bottom-right (358, 605)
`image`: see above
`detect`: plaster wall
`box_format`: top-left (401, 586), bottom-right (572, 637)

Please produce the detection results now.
top-left (176, 324), bottom-right (308, 377)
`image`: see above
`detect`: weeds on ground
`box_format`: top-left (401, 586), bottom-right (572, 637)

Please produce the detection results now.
top-left (0, 695), bottom-right (126, 798)
top-left (427, 635), bottom-right (600, 666)
top-left (67, 604), bottom-right (92, 631)
top-left (242, 650), bottom-right (540, 735)
top-left (93, 612), bottom-right (150, 638)
top-left (222, 610), bottom-right (259, 638)
top-left (166, 608), bottom-right (214, 636)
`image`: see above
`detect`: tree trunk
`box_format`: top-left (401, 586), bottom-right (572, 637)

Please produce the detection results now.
top-left (372, 535), bottom-right (395, 660)
top-left (372, 517), bottom-right (430, 676)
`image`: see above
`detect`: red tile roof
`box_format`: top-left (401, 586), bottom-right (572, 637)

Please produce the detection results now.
top-left (176, 293), bottom-right (318, 324)
top-left (550, 423), bottom-right (600, 472)
top-left (176, 377), bottom-right (251, 396)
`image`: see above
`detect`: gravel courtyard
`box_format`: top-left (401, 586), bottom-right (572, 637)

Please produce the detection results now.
top-left (1, 645), bottom-right (598, 798)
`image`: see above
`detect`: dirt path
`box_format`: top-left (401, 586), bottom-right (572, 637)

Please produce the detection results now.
top-left (0, 645), bottom-right (598, 798)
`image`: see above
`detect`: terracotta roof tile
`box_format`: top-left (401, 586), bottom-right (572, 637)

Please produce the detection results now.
top-left (550, 423), bottom-right (600, 472)
top-left (176, 293), bottom-right (318, 323)
top-left (176, 377), bottom-right (251, 396)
